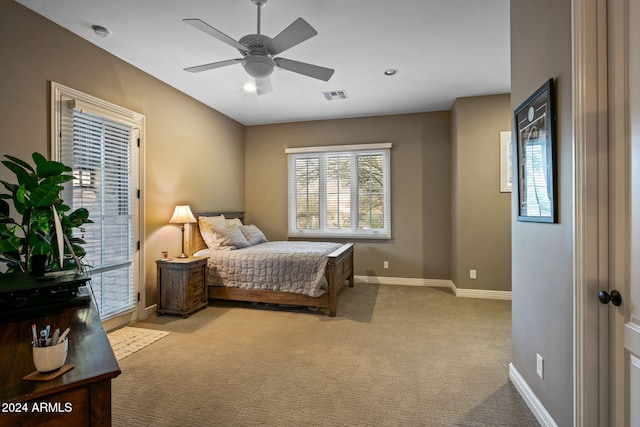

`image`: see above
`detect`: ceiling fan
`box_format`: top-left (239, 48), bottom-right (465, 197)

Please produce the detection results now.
top-left (183, 0), bottom-right (334, 95)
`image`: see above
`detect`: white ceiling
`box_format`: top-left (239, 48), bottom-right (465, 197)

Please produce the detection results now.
top-left (16, 0), bottom-right (510, 126)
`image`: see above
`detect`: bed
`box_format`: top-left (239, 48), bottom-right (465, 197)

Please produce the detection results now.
top-left (187, 212), bottom-right (354, 317)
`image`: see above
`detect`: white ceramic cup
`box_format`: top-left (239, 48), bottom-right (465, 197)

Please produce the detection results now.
top-left (32, 338), bottom-right (68, 373)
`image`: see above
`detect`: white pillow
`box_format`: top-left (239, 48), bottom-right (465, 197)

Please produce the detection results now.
top-left (212, 225), bottom-right (250, 250)
top-left (225, 218), bottom-right (243, 228)
top-left (239, 225), bottom-right (268, 246)
top-left (198, 215), bottom-right (226, 249)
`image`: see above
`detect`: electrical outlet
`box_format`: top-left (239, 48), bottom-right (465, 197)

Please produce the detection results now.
top-left (536, 354), bottom-right (544, 379)
top-left (383, 261), bottom-right (389, 269)
top-left (470, 269), bottom-right (476, 279)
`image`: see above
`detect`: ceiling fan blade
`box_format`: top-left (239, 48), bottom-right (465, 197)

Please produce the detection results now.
top-left (184, 58), bottom-right (242, 73)
top-left (256, 77), bottom-right (273, 95)
top-left (266, 18), bottom-right (318, 55)
top-left (274, 58), bottom-right (334, 81)
top-left (183, 18), bottom-right (248, 53)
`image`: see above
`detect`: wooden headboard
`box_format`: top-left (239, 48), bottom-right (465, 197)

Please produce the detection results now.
top-left (187, 212), bottom-right (245, 255)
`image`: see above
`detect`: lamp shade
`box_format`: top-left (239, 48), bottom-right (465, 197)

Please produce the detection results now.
top-left (169, 205), bottom-right (196, 224)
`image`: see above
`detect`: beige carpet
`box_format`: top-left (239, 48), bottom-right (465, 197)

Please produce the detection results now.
top-left (112, 283), bottom-right (539, 426)
top-left (107, 326), bottom-right (169, 361)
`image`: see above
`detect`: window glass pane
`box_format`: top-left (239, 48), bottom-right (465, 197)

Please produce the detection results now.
top-left (295, 157), bottom-right (320, 229)
top-left (326, 155), bottom-right (351, 229)
top-left (357, 154), bottom-right (385, 230)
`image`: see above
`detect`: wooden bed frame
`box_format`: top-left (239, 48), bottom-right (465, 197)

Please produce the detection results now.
top-left (187, 212), bottom-right (354, 317)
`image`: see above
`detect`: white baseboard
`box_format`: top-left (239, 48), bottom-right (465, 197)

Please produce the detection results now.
top-left (145, 304), bottom-right (157, 318)
top-left (354, 275), bottom-right (455, 290)
top-left (353, 275), bottom-right (511, 300)
top-left (455, 288), bottom-right (512, 300)
top-left (509, 363), bottom-right (558, 427)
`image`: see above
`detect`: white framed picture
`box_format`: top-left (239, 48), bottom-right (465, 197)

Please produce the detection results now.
top-left (500, 131), bottom-right (512, 193)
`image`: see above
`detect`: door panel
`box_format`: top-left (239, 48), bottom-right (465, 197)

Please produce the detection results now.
top-left (610, 0), bottom-right (640, 425)
top-left (626, 1), bottom-right (640, 426)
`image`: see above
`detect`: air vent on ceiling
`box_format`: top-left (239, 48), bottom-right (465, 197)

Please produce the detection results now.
top-left (322, 90), bottom-right (348, 101)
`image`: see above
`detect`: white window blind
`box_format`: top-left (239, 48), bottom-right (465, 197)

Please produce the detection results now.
top-left (56, 100), bottom-right (138, 321)
top-left (287, 143), bottom-right (391, 239)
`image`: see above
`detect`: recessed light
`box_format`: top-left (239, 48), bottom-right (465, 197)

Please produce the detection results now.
top-left (243, 82), bottom-right (257, 92)
top-left (91, 25), bottom-right (110, 37)
top-left (384, 69), bottom-right (398, 76)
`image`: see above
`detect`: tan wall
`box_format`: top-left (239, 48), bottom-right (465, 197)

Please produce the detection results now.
top-left (0, 0), bottom-right (245, 307)
top-left (451, 94), bottom-right (512, 291)
top-left (245, 112), bottom-right (452, 280)
top-left (511, 0), bottom-right (574, 425)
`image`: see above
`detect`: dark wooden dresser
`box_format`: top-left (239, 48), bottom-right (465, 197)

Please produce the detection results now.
top-left (0, 298), bottom-right (121, 426)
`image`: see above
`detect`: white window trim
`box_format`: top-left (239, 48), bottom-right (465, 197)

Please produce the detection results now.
top-left (285, 142), bottom-right (392, 154)
top-left (287, 143), bottom-right (391, 239)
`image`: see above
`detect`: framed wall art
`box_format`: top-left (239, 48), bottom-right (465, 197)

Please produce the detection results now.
top-left (514, 79), bottom-right (557, 223)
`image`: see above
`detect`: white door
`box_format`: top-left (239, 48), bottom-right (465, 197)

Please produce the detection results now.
top-left (51, 82), bottom-right (145, 331)
top-left (608, 0), bottom-right (640, 425)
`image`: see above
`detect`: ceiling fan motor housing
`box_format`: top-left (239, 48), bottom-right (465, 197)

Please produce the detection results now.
top-left (239, 34), bottom-right (276, 78)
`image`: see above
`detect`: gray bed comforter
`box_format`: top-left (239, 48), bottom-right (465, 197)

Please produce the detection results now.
top-left (195, 241), bottom-right (344, 297)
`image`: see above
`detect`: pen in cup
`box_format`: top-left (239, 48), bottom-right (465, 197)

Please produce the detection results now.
top-left (51, 328), bottom-right (60, 345)
top-left (31, 324), bottom-right (38, 347)
top-left (57, 327), bottom-right (71, 344)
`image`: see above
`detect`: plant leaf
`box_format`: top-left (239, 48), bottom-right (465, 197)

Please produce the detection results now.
top-left (42, 174), bottom-right (74, 185)
top-left (14, 186), bottom-right (27, 215)
top-left (1, 160), bottom-right (36, 188)
top-left (33, 153), bottom-right (72, 178)
top-left (4, 155), bottom-right (35, 173)
top-left (68, 208), bottom-right (91, 225)
top-left (0, 199), bottom-right (8, 217)
top-left (30, 183), bottom-right (63, 208)
top-left (1, 180), bottom-right (18, 193)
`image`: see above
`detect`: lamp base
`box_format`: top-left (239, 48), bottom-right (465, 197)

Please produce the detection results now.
top-left (177, 253), bottom-right (188, 259)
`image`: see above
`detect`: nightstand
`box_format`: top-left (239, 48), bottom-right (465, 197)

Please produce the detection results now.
top-left (156, 256), bottom-right (208, 317)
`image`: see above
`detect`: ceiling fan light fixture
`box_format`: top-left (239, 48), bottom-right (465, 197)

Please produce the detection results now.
top-left (242, 55), bottom-right (276, 79)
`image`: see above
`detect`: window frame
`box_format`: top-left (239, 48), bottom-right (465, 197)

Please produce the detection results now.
top-left (286, 143), bottom-right (391, 239)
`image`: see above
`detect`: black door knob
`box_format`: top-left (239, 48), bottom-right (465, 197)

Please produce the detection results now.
top-left (598, 290), bottom-right (622, 306)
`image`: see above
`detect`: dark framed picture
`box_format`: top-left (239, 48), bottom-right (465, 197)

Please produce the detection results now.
top-left (514, 79), bottom-right (557, 223)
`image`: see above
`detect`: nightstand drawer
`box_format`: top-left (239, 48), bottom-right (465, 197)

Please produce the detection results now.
top-left (188, 279), bottom-right (203, 291)
top-left (188, 267), bottom-right (204, 281)
top-left (187, 288), bottom-right (204, 309)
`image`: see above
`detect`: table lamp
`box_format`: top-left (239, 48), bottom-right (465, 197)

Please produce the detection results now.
top-left (169, 205), bottom-right (196, 258)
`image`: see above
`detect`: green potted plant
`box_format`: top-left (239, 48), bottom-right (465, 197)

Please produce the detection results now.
top-left (0, 152), bottom-right (92, 274)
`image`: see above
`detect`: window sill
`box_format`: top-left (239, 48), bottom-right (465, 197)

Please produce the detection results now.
top-left (288, 231), bottom-right (391, 240)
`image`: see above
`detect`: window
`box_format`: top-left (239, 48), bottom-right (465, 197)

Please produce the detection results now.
top-left (52, 82), bottom-right (144, 326)
top-left (287, 143), bottom-right (391, 239)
